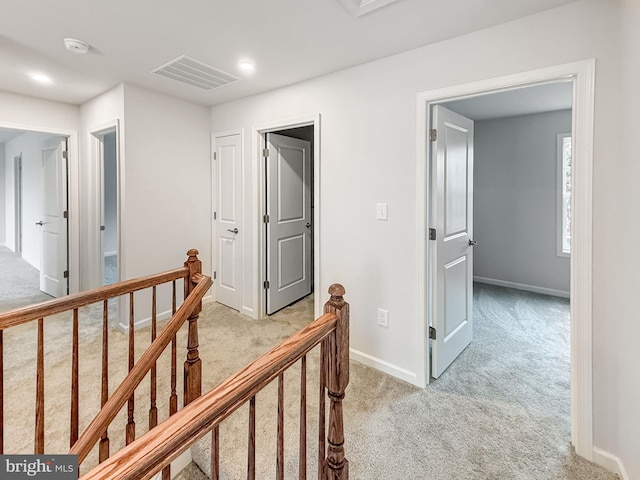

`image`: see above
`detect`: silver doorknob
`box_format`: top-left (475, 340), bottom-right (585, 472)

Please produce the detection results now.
top-left (35, 221), bottom-right (44, 226)
top-left (305, 223), bottom-right (312, 228)
top-left (469, 239), bottom-right (478, 246)
top-left (227, 228), bottom-right (239, 234)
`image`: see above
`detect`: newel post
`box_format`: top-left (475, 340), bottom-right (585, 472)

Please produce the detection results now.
top-left (323, 284), bottom-right (349, 480)
top-left (184, 249), bottom-right (203, 406)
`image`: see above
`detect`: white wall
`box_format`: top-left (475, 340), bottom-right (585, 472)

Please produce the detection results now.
top-left (0, 91), bottom-right (80, 292)
top-left (4, 132), bottom-right (61, 268)
top-left (0, 146), bottom-right (5, 246)
top-left (473, 110), bottom-right (571, 296)
top-left (80, 84), bottom-right (125, 290)
top-left (210, 0), bottom-right (636, 476)
top-left (120, 84), bottom-right (211, 325)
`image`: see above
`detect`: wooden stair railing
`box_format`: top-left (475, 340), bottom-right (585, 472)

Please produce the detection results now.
top-left (70, 271), bottom-right (212, 463)
top-left (0, 249), bottom-right (209, 478)
top-left (80, 284), bottom-right (350, 480)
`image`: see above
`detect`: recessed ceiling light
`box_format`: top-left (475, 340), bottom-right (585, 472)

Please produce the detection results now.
top-left (30, 72), bottom-right (53, 85)
top-left (238, 60), bottom-right (255, 73)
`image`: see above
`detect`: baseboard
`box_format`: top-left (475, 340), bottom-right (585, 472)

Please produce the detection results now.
top-left (117, 294), bottom-right (214, 332)
top-left (0, 242), bottom-right (6, 248)
top-left (593, 447), bottom-right (629, 480)
top-left (150, 448), bottom-right (192, 480)
top-left (104, 251), bottom-right (117, 257)
top-left (349, 348), bottom-right (419, 386)
top-left (473, 276), bottom-right (570, 298)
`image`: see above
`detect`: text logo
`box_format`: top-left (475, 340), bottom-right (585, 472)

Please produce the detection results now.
top-left (0, 455), bottom-right (78, 479)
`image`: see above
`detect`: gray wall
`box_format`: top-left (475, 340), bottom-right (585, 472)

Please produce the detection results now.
top-left (0, 146), bottom-right (5, 245)
top-left (103, 132), bottom-right (117, 256)
top-left (473, 110), bottom-right (571, 295)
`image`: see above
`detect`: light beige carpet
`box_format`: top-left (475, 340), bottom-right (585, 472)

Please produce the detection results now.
top-left (3, 286), bottom-right (618, 480)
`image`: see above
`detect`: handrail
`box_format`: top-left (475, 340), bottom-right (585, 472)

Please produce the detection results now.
top-left (70, 273), bottom-right (212, 463)
top-left (0, 267), bottom-right (188, 330)
top-left (80, 312), bottom-right (339, 480)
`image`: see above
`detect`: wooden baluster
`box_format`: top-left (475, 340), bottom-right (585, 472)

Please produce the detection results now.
top-left (126, 292), bottom-right (135, 445)
top-left (318, 339), bottom-right (327, 480)
top-left (211, 426), bottom-right (220, 480)
top-left (183, 249), bottom-right (203, 406)
top-left (248, 396), bottom-right (256, 480)
top-left (0, 330), bottom-right (3, 454)
top-left (276, 373), bottom-right (284, 480)
top-left (149, 286), bottom-right (158, 431)
top-left (99, 300), bottom-right (110, 463)
top-left (323, 284), bottom-right (349, 480)
top-left (70, 308), bottom-right (79, 447)
top-left (35, 318), bottom-right (45, 454)
top-left (299, 355), bottom-right (307, 480)
top-left (162, 282), bottom-right (178, 480)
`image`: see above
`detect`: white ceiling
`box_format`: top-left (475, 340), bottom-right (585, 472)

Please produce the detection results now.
top-left (0, 0), bottom-right (578, 107)
top-left (0, 128), bottom-right (23, 144)
top-left (443, 81), bottom-right (573, 121)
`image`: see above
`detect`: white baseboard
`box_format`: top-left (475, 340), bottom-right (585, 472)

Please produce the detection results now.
top-left (150, 448), bottom-right (192, 480)
top-left (593, 446), bottom-right (629, 480)
top-left (0, 242), bottom-right (6, 248)
top-left (117, 294), bottom-right (213, 332)
top-left (104, 251), bottom-right (117, 257)
top-left (349, 348), bottom-right (419, 386)
top-left (473, 276), bottom-right (570, 298)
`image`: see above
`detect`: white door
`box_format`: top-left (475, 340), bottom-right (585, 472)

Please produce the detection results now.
top-left (431, 106), bottom-right (475, 378)
top-left (213, 133), bottom-right (242, 311)
top-left (266, 133), bottom-right (312, 314)
top-left (39, 138), bottom-right (68, 298)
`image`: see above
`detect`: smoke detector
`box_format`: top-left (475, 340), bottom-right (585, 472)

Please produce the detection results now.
top-left (64, 38), bottom-right (90, 54)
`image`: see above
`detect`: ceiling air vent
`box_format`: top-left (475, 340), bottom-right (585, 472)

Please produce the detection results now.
top-left (152, 55), bottom-right (240, 91)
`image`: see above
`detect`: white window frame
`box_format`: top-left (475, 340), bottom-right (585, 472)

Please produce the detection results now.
top-left (557, 132), bottom-right (572, 257)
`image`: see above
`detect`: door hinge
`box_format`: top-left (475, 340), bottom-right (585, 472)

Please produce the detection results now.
top-left (429, 129), bottom-right (437, 142)
top-left (63, 270), bottom-right (69, 279)
top-left (429, 326), bottom-right (436, 340)
top-left (100, 225), bottom-right (105, 231)
top-left (213, 152), bottom-right (217, 160)
top-left (213, 271), bottom-right (217, 280)
top-left (263, 280), bottom-right (270, 289)
top-left (63, 210), bottom-right (68, 219)
top-left (429, 228), bottom-right (436, 240)
top-left (263, 148), bottom-right (269, 158)
top-left (213, 211), bottom-right (217, 220)
top-left (62, 150), bottom-right (69, 159)
top-left (263, 214), bottom-right (270, 224)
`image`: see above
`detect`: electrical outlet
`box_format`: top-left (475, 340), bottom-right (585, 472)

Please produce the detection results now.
top-left (376, 203), bottom-right (388, 220)
top-left (377, 308), bottom-right (389, 327)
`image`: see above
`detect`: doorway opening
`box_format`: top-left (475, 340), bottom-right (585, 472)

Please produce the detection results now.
top-left (417, 60), bottom-right (595, 459)
top-left (256, 115), bottom-right (321, 319)
top-left (90, 123), bottom-right (121, 288)
top-left (0, 128), bottom-right (71, 309)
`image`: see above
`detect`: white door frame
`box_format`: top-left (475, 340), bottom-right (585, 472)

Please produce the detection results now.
top-left (253, 115), bottom-right (321, 319)
top-left (416, 60), bottom-right (595, 459)
top-left (90, 120), bottom-right (122, 288)
top-left (13, 154), bottom-right (22, 255)
top-left (0, 121), bottom-right (80, 294)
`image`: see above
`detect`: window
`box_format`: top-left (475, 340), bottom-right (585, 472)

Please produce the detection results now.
top-left (557, 133), bottom-right (572, 256)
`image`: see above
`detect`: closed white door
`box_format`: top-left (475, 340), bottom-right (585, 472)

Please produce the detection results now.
top-left (266, 133), bottom-right (312, 314)
top-left (39, 138), bottom-right (68, 298)
top-left (213, 133), bottom-right (242, 311)
top-left (431, 106), bottom-right (475, 378)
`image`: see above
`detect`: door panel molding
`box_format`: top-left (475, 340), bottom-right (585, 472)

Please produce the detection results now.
top-left (417, 59), bottom-right (595, 459)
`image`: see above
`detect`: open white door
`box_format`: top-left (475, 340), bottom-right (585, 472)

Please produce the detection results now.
top-left (266, 133), bottom-right (312, 314)
top-left (39, 138), bottom-right (68, 298)
top-left (213, 133), bottom-right (242, 311)
top-left (431, 106), bottom-right (475, 378)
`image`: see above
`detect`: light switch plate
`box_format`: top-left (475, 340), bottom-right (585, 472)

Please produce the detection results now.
top-left (376, 203), bottom-right (388, 220)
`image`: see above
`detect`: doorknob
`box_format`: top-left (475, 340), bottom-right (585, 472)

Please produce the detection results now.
top-left (35, 221), bottom-right (44, 226)
top-left (305, 223), bottom-right (312, 228)
top-left (469, 239), bottom-right (478, 246)
top-left (227, 228), bottom-right (239, 234)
